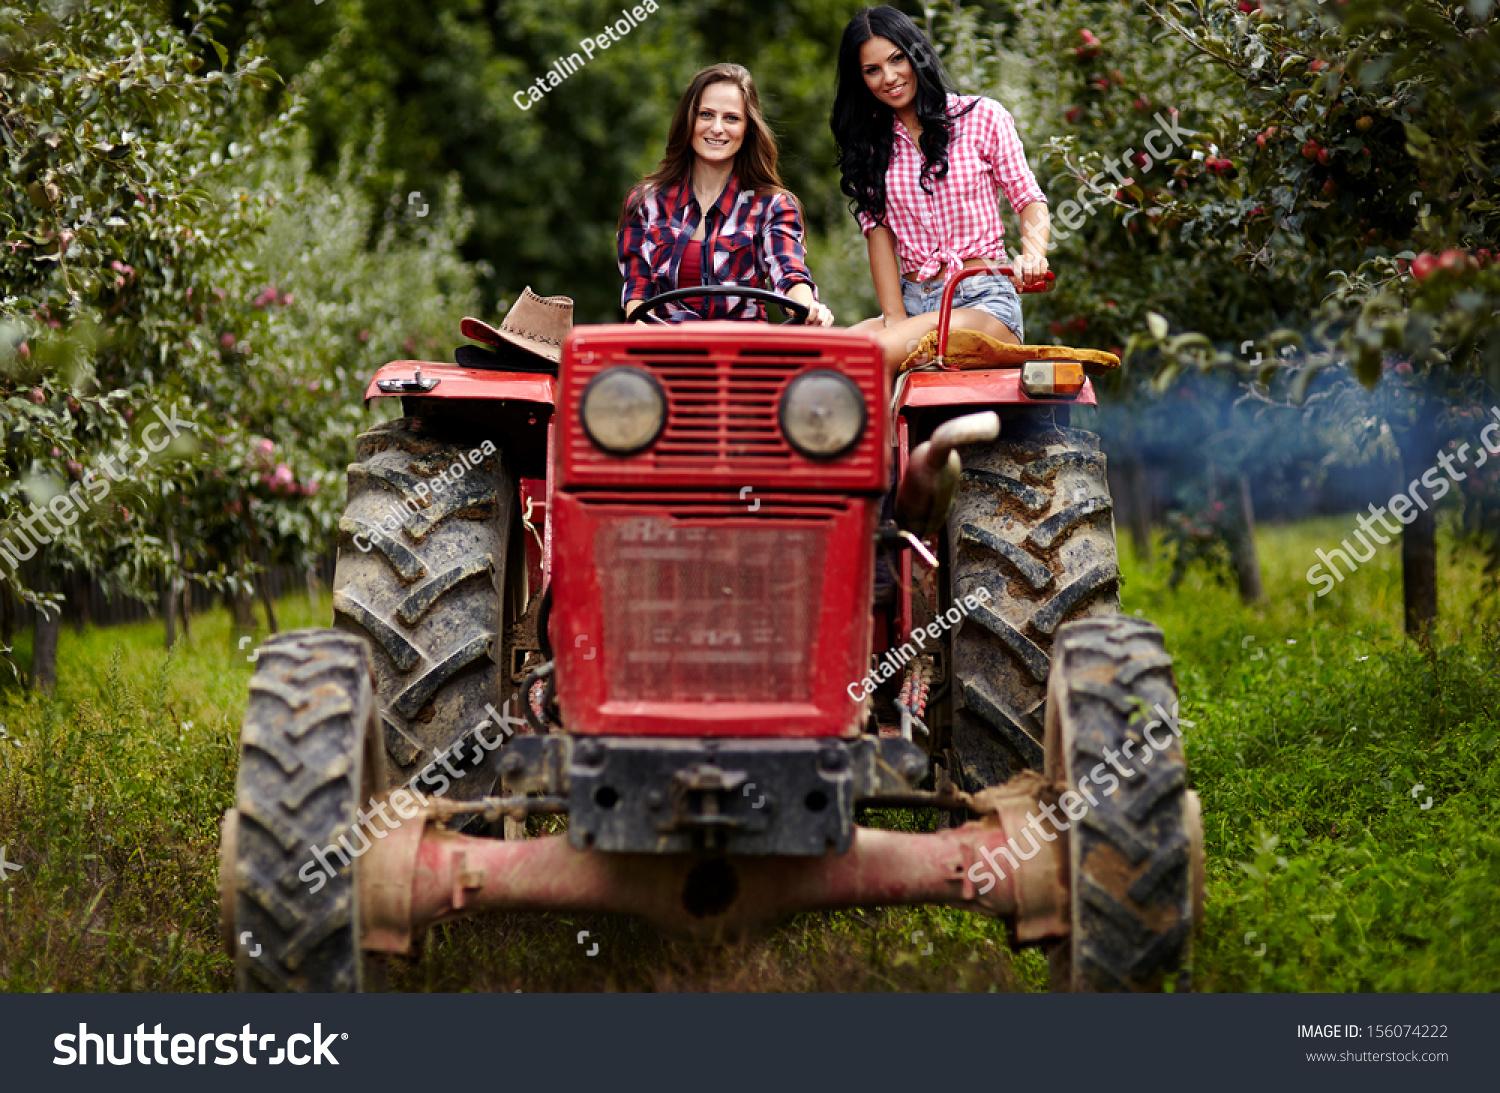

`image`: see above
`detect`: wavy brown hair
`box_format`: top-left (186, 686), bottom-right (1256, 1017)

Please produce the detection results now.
top-left (628, 63), bottom-right (788, 214)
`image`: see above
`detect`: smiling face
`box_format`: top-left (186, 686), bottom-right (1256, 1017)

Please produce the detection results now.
top-left (859, 35), bottom-right (916, 112)
top-left (691, 81), bottom-right (747, 167)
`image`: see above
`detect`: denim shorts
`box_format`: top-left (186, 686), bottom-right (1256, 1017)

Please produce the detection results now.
top-left (901, 272), bottom-right (1024, 341)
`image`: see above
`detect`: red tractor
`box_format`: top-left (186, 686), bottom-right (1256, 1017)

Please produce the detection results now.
top-left (218, 270), bottom-right (1204, 993)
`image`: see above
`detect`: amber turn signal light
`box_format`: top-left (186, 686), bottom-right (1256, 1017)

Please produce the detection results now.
top-left (1020, 360), bottom-right (1086, 398)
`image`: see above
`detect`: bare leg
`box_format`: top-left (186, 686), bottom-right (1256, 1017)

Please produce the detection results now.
top-left (864, 307), bottom-right (1021, 380)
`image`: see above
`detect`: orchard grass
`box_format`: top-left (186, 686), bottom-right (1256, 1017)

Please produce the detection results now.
top-left (1, 520), bottom-right (1496, 992)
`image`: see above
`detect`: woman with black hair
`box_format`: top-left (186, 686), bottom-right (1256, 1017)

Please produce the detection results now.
top-left (832, 5), bottom-right (1051, 359)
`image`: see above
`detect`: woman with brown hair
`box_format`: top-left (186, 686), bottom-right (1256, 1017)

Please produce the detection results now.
top-left (619, 63), bottom-right (835, 326)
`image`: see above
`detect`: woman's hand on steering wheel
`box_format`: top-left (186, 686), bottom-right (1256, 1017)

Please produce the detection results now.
top-left (629, 285), bottom-right (816, 325)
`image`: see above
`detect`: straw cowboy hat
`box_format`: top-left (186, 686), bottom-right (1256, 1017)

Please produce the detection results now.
top-left (461, 287), bottom-right (573, 364)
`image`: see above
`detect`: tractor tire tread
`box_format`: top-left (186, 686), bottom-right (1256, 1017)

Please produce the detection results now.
top-left (332, 418), bottom-right (512, 792)
top-left (1053, 617), bottom-right (1193, 992)
top-left (232, 629), bottom-right (375, 993)
top-left (947, 428), bottom-right (1121, 790)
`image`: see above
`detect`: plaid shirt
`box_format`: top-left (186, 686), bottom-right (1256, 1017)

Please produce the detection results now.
top-left (619, 173), bottom-right (816, 322)
top-left (856, 95), bottom-right (1047, 285)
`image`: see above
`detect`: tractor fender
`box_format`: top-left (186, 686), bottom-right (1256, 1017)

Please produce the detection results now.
top-left (892, 368), bottom-right (1096, 415)
top-left (364, 360), bottom-right (556, 408)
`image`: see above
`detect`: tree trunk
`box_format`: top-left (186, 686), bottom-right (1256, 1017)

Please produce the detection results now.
top-left (69, 570), bottom-right (89, 633)
top-left (31, 565), bottom-right (59, 694)
top-left (1121, 448), bottom-right (1153, 564)
top-left (1230, 472), bottom-right (1265, 604)
top-left (161, 569), bottom-right (176, 649)
top-left (1402, 500), bottom-right (1438, 640)
top-left (256, 569), bottom-right (279, 634)
top-left (163, 525), bottom-right (188, 646)
top-left (245, 510), bottom-right (279, 634)
top-left (231, 583), bottom-right (258, 629)
top-left (161, 531), bottom-right (177, 650)
top-left (1392, 402), bottom-right (1440, 641)
top-left (229, 542), bottom-right (259, 630)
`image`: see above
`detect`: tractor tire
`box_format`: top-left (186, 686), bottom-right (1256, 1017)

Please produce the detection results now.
top-left (224, 629), bottom-right (385, 993)
top-left (1043, 616), bottom-right (1202, 992)
top-left (332, 418), bottom-right (514, 799)
top-left (946, 424), bottom-right (1120, 791)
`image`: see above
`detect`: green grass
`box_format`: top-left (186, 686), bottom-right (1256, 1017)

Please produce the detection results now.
top-left (0, 518), bottom-right (1496, 991)
top-left (1132, 517), bottom-right (1500, 991)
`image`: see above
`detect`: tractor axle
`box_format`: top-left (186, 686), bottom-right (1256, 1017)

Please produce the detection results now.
top-left (358, 794), bottom-right (1070, 951)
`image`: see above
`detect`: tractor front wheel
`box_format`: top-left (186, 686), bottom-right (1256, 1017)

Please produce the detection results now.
top-left (1044, 616), bottom-right (1203, 992)
top-left (220, 629), bottom-right (384, 992)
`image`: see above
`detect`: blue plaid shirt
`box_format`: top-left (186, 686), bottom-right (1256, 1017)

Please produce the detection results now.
top-left (618, 173), bottom-right (817, 322)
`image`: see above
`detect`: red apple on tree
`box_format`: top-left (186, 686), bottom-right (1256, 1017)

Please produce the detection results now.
top-left (1411, 252), bottom-right (1440, 280)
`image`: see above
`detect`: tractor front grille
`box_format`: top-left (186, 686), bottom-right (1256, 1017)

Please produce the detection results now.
top-left (649, 350), bottom-right (800, 464)
top-left (593, 514), bottom-right (829, 703)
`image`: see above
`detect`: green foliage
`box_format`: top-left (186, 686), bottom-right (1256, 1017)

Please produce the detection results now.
top-left (1162, 482), bottom-right (1238, 589)
top-left (1, 0), bottom-right (478, 630)
top-left (0, 0), bottom-right (279, 610)
top-left (183, 129), bottom-right (478, 580)
top-left (1107, 0), bottom-right (1500, 390)
top-left (199, 0), bottom-right (862, 322)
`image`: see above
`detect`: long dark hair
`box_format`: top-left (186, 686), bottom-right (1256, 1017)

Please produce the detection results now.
top-left (627, 63), bottom-right (786, 218)
top-left (831, 6), bottom-right (970, 228)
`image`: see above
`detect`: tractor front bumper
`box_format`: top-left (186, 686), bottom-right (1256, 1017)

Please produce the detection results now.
top-left (497, 734), bottom-right (934, 856)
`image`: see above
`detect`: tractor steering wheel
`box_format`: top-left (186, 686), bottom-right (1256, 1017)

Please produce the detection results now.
top-left (630, 285), bottom-right (811, 326)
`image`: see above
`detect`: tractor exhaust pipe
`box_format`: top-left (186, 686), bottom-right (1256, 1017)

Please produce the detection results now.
top-left (895, 411), bottom-right (1001, 540)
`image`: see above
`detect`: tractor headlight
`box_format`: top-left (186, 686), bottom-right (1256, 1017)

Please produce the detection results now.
top-left (581, 367), bottom-right (666, 455)
top-left (779, 370), bottom-right (866, 459)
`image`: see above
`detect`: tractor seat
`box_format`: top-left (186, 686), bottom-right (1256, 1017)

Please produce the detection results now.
top-left (898, 328), bottom-right (1121, 375)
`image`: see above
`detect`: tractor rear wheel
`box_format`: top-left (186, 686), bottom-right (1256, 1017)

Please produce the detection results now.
top-left (222, 629), bottom-right (384, 992)
top-left (945, 423), bottom-right (1121, 791)
top-left (332, 418), bottom-right (515, 798)
top-left (1044, 616), bottom-right (1202, 992)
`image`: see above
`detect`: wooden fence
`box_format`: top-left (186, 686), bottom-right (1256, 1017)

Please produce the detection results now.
top-left (0, 555), bottom-right (338, 637)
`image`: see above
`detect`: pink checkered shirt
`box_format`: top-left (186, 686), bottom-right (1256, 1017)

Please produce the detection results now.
top-left (857, 95), bottom-right (1047, 284)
